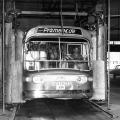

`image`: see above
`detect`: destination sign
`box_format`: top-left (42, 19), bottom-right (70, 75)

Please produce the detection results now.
top-left (37, 27), bottom-right (82, 35)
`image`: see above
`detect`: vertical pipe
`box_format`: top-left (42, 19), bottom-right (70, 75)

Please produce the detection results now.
top-left (2, 0), bottom-right (5, 113)
top-left (59, 0), bottom-right (63, 68)
top-left (102, 0), bottom-right (109, 109)
top-left (60, 0), bottom-right (64, 34)
top-left (96, 17), bottom-right (99, 60)
top-left (75, 0), bottom-right (78, 20)
top-left (59, 37), bottom-right (61, 68)
top-left (107, 0), bottom-right (111, 109)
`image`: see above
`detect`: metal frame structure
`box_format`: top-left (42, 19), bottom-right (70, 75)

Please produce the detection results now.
top-left (1, 0), bottom-right (111, 112)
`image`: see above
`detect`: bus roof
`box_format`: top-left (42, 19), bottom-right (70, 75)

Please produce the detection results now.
top-left (25, 25), bottom-right (92, 42)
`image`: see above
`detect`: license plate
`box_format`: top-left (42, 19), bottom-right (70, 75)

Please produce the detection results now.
top-left (55, 81), bottom-right (71, 90)
top-left (56, 85), bottom-right (65, 90)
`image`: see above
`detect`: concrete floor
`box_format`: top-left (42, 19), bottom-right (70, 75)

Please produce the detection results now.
top-left (0, 78), bottom-right (120, 120)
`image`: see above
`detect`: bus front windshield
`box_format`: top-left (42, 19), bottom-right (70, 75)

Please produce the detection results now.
top-left (24, 37), bottom-right (90, 71)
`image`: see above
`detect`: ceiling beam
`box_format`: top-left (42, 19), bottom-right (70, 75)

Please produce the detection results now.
top-left (110, 14), bottom-right (120, 18)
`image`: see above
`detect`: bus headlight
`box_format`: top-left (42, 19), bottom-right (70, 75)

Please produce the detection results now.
top-left (33, 76), bottom-right (43, 83)
top-left (25, 77), bottom-right (32, 82)
top-left (77, 76), bottom-right (87, 84)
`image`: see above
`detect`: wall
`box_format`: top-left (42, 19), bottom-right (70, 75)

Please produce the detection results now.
top-left (109, 52), bottom-right (120, 69)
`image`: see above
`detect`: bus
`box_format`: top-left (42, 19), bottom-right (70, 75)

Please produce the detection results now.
top-left (6, 25), bottom-right (106, 103)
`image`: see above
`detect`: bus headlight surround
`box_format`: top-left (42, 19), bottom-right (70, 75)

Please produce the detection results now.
top-left (88, 77), bottom-right (93, 82)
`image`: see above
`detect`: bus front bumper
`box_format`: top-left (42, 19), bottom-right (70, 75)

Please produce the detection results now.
top-left (23, 90), bottom-right (92, 100)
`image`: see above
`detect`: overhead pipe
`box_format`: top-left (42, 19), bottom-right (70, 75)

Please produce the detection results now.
top-left (21, 11), bottom-right (88, 16)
